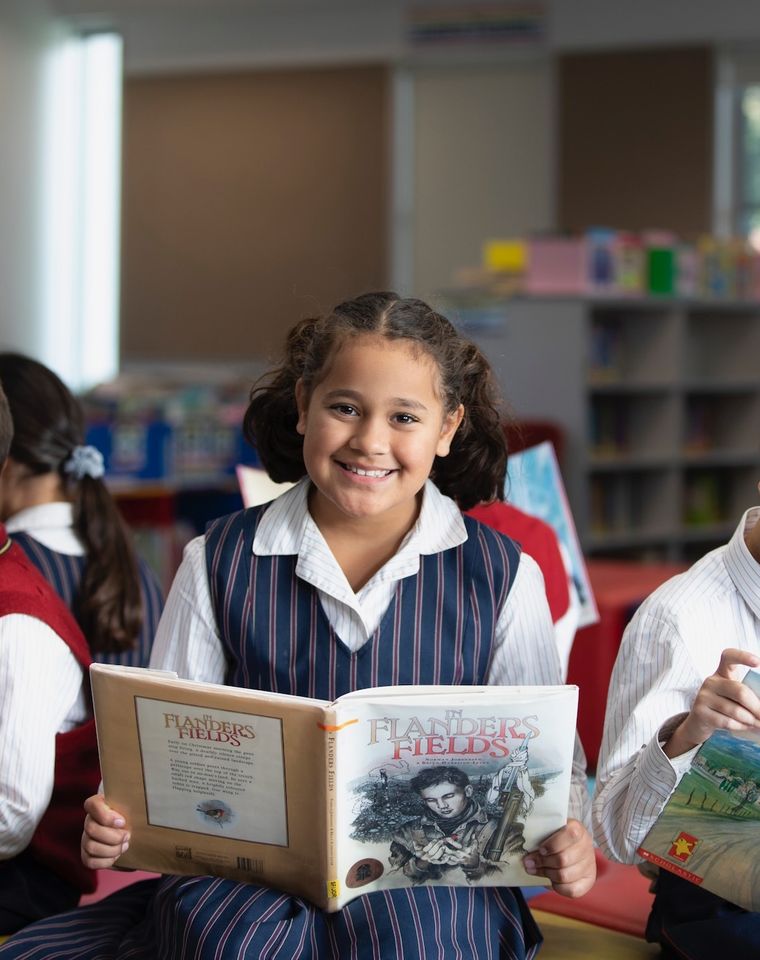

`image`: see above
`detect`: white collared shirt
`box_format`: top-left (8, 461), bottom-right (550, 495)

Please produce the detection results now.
top-left (0, 515), bottom-right (87, 858)
top-left (150, 478), bottom-right (590, 823)
top-left (593, 507), bottom-right (760, 863)
top-left (5, 501), bottom-right (83, 556)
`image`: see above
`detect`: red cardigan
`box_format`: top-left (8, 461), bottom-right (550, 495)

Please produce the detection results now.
top-left (466, 502), bottom-right (570, 624)
top-left (0, 524), bottom-right (99, 893)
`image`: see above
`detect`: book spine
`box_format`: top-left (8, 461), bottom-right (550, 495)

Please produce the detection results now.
top-left (323, 707), bottom-right (340, 909)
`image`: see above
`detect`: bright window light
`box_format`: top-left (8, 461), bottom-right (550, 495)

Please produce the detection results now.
top-left (41, 31), bottom-right (122, 391)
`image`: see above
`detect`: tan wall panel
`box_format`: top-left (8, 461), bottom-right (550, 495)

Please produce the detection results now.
top-left (558, 47), bottom-right (713, 237)
top-left (121, 66), bottom-right (388, 363)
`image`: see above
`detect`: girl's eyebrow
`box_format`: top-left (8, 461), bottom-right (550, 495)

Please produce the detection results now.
top-left (322, 389), bottom-right (428, 412)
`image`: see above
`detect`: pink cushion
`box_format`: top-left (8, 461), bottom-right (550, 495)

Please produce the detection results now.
top-left (79, 869), bottom-right (160, 906)
top-left (529, 850), bottom-right (654, 938)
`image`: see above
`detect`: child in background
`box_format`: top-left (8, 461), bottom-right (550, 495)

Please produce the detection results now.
top-left (593, 488), bottom-right (760, 956)
top-left (0, 354), bottom-right (163, 666)
top-left (1, 292), bottom-right (594, 960)
top-left (0, 383), bottom-right (100, 932)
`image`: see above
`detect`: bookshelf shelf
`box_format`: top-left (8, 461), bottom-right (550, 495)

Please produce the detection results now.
top-left (465, 297), bottom-right (760, 561)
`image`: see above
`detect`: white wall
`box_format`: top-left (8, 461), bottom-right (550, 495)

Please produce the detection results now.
top-left (0, 1), bottom-right (71, 360)
top-left (50, 0), bottom-right (760, 75)
top-left (412, 61), bottom-right (555, 300)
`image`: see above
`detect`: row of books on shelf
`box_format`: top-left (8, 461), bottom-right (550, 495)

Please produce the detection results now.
top-left (589, 397), bottom-right (745, 456)
top-left (444, 229), bottom-right (760, 308)
top-left (83, 368), bottom-right (261, 487)
top-left (590, 472), bottom-right (738, 534)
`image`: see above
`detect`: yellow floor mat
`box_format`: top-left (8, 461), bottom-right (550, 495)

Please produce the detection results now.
top-left (534, 909), bottom-right (662, 959)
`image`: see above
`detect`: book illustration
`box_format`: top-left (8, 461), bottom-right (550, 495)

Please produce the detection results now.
top-left (638, 670), bottom-right (760, 912)
top-left (91, 665), bottom-right (577, 911)
top-left (506, 441), bottom-right (598, 628)
top-left (196, 800), bottom-right (235, 829)
top-left (335, 701), bottom-right (573, 896)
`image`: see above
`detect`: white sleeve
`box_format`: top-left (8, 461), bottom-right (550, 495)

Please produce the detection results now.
top-left (0, 615), bottom-right (83, 858)
top-left (149, 535), bottom-right (227, 684)
top-left (488, 553), bottom-right (591, 826)
top-left (592, 607), bottom-right (702, 863)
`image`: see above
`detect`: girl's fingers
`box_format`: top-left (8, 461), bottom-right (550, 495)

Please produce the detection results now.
top-left (83, 815), bottom-right (128, 847)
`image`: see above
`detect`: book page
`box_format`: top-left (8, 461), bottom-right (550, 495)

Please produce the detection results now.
top-left (92, 664), bottom-right (331, 908)
top-left (329, 685), bottom-right (577, 908)
top-left (135, 696), bottom-right (288, 845)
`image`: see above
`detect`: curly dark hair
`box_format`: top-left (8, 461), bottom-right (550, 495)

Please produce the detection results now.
top-left (244, 291), bottom-right (507, 510)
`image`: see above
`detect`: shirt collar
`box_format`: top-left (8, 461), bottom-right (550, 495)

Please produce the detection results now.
top-left (724, 506), bottom-right (760, 621)
top-left (253, 477), bottom-right (467, 560)
top-left (252, 477), bottom-right (468, 603)
top-left (5, 501), bottom-right (75, 534)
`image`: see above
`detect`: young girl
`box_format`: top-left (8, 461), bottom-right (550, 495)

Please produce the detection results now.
top-left (0, 354), bottom-right (163, 666)
top-left (0, 293), bottom-right (594, 959)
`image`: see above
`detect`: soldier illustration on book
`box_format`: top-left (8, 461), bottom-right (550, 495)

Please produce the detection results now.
top-left (388, 756), bottom-right (532, 885)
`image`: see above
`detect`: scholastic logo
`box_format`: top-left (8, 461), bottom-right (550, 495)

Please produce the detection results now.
top-left (668, 831), bottom-right (699, 863)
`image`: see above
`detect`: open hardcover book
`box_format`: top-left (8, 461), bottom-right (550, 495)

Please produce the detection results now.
top-left (91, 664), bottom-right (578, 911)
top-left (638, 669), bottom-right (760, 911)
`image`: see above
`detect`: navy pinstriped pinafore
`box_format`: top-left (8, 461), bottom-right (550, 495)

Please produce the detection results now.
top-left (0, 503), bottom-right (543, 960)
top-left (10, 532), bottom-right (164, 667)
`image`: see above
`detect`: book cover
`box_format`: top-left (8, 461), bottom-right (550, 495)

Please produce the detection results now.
top-left (637, 670), bottom-right (760, 911)
top-left (506, 441), bottom-right (598, 628)
top-left (91, 664), bottom-right (578, 911)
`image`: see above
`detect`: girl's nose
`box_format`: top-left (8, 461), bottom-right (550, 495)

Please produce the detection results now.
top-left (349, 417), bottom-right (389, 455)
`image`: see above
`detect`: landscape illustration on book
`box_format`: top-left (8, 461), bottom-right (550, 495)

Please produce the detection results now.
top-left (638, 671), bottom-right (760, 913)
top-left (92, 665), bottom-right (577, 910)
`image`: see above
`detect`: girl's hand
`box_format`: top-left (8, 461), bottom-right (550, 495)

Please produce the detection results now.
top-left (81, 794), bottom-right (130, 869)
top-left (522, 819), bottom-right (596, 898)
top-left (664, 648), bottom-right (760, 759)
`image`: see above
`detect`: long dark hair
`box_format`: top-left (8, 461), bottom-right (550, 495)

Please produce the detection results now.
top-left (0, 353), bottom-right (142, 653)
top-left (244, 291), bottom-right (507, 510)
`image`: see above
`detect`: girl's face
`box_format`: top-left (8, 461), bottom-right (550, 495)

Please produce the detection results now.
top-left (296, 335), bottom-right (463, 533)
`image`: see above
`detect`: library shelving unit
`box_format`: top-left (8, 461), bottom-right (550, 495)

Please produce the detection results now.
top-left (461, 296), bottom-right (760, 561)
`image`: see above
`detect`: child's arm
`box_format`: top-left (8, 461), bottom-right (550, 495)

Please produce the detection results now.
top-left (148, 535), bottom-right (227, 684)
top-left (522, 819), bottom-right (596, 898)
top-left (594, 603), bottom-right (760, 864)
top-left (81, 794), bottom-right (130, 869)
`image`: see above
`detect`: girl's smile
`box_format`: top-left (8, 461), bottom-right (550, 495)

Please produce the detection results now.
top-left (295, 334), bottom-right (463, 538)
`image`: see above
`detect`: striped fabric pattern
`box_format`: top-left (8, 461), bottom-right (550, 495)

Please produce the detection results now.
top-left (0, 504), bottom-right (543, 959)
top-left (10, 532), bottom-right (163, 668)
top-left (206, 505), bottom-right (516, 696)
top-left (593, 507), bottom-right (760, 864)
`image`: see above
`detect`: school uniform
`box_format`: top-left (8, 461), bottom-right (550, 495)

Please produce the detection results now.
top-left (0, 480), bottom-right (589, 959)
top-left (0, 524), bottom-right (100, 933)
top-left (593, 507), bottom-right (760, 956)
top-left (6, 502), bottom-right (164, 667)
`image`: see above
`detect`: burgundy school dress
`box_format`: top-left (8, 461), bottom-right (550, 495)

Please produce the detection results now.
top-left (0, 506), bottom-right (543, 960)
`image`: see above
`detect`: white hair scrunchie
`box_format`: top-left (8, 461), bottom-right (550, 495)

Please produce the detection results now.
top-left (63, 444), bottom-right (105, 480)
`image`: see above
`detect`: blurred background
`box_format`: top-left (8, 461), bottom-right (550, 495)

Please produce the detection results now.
top-left (2, 0), bottom-right (760, 578)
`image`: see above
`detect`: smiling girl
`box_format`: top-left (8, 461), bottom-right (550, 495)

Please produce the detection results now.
top-left (0, 292), bottom-right (594, 960)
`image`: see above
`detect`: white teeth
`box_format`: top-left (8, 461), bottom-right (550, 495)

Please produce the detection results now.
top-left (345, 464), bottom-right (391, 478)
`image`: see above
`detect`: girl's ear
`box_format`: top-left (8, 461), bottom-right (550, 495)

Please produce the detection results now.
top-left (295, 379), bottom-right (308, 436)
top-left (436, 404), bottom-right (464, 457)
